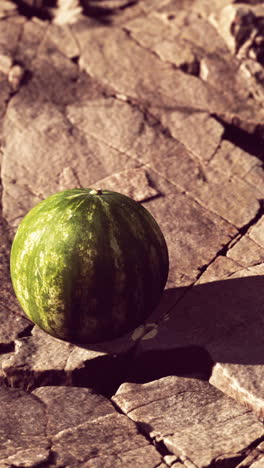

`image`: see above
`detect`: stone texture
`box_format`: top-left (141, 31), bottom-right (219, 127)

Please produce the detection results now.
top-left (227, 235), bottom-right (264, 267)
top-left (249, 215), bottom-right (264, 248)
top-left (0, 384), bottom-right (163, 467)
top-left (142, 191), bottom-right (237, 286)
top-left (1, 1), bottom-right (264, 466)
top-left (138, 263), bottom-right (264, 417)
top-left (148, 146), bottom-right (260, 228)
top-left (75, 23), bottom-right (232, 113)
top-left (113, 376), bottom-right (264, 468)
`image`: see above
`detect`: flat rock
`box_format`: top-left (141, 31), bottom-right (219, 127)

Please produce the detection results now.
top-left (1, 1), bottom-right (264, 466)
top-left (141, 191), bottom-right (237, 285)
top-left (75, 23), bottom-right (232, 112)
top-left (227, 235), bottom-right (264, 267)
top-left (0, 385), bottom-right (163, 467)
top-left (1, 325), bottom-right (135, 391)
top-left (113, 376), bottom-right (264, 468)
top-left (137, 263), bottom-right (264, 417)
top-left (148, 145), bottom-right (260, 228)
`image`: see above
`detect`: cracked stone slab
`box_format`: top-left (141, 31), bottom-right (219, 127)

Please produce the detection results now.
top-left (2, 94), bottom-right (140, 228)
top-left (74, 23), bottom-right (232, 113)
top-left (65, 96), bottom-right (178, 165)
top-left (79, 445), bottom-right (166, 468)
top-left (0, 1), bottom-right (17, 19)
top-left (0, 386), bottom-right (49, 461)
top-left (158, 111), bottom-right (224, 162)
top-left (1, 322), bottom-right (145, 391)
top-left (236, 441), bottom-right (264, 468)
top-left (93, 167), bottom-right (159, 202)
top-left (0, 385), bottom-right (163, 467)
top-left (141, 191), bottom-right (237, 286)
top-left (148, 144), bottom-right (260, 228)
top-left (0, 218), bottom-right (31, 345)
top-left (248, 215), bottom-right (264, 249)
top-left (137, 263), bottom-right (264, 417)
top-left (209, 140), bottom-right (263, 178)
top-left (227, 235), bottom-right (264, 267)
top-left (112, 376), bottom-right (264, 468)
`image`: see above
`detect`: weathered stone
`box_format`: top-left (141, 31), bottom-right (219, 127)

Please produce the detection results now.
top-left (196, 255), bottom-right (242, 283)
top-left (15, 18), bottom-right (48, 69)
top-left (236, 441), bottom-right (264, 468)
top-left (2, 95), bottom-right (140, 227)
top-left (46, 23), bottom-right (80, 59)
top-left (245, 163), bottom-right (264, 196)
top-left (209, 140), bottom-right (261, 177)
top-left (137, 263), bottom-right (264, 416)
top-left (210, 363), bottom-right (264, 419)
top-left (75, 23), bottom-right (232, 113)
top-left (32, 386), bottom-right (116, 435)
top-left (0, 448), bottom-right (50, 468)
top-left (1, 322), bottom-right (142, 391)
top-left (249, 215), bottom-right (264, 248)
top-left (66, 96), bottom-right (178, 165)
top-left (227, 235), bottom-right (264, 267)
top-left (113, 376), bottom-right (264, 468)
top-left (0, 1), bottom-right (17, 19)
top-left (142, 191), bottom-right (237, 285)
top-left (93, 167), bottom-right (159, 202)
top-left (148, 141), bottom-right (260, 228)
top-left (159, 111), bottom-right (224, 162)
top-left (0, 18), bottom-right (23, 58)
top-left (0, 386), bottom-right (48, 460)
top-left (63, 444), bottom-right (163, 468)
top-left (0, 384), bottom-right (161, 467)
top-left (52, 413), bottom-right (155, 466)
top-left (1, 2), bottom-right (264, 465)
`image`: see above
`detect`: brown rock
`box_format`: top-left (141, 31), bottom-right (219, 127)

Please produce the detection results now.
top-left (196, 255), bottom-right (242, 283)
top-left (80, 446), bottom-right (164, 468)
top-left (142, 190), bottom-right (237, 285)
top-left (65, 96), bottom-right (177, 165)
top-left (1, 323), bottom-right (139, 391)
top-left (159, 111), bottom-right (224, 162)
top-left (209, 140), bottom-right (261, 178)
top-left (93, 167), bottom-right (159, 202)
top-left (249, 215), bottom-right (264, 248)
top-left (137, 263), bottom-right (264, 416)
top-left (75, 23), bottom-right (232, 112)
top-left (0, 386), bottom-right (48, 460)
top-left (148, 141), bottom-right (260, 228)
top-left (52, 413), bottom-right (156, 466)
top-left (0, 448), bottom-right (50, 468)
top-left (227, 235), bottom-right (264, 267)
top-left (245, 163), bottom-right (264, 196)
top-left (32, 386), bottom-right (116, 435)
top-left (0, 384), bottom-right (162, 467)
top-left (0, 1), bottom-right (17, 19)
top-left (113, 376), bottom-right (264, 467)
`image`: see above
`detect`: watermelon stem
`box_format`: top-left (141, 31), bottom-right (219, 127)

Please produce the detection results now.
top-left (90, 189), bottom-right (102, 195)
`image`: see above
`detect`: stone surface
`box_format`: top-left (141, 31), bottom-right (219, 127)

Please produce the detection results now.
top-left (113, 376), bottom-right (264, 468)
top-left (0, 1), bottom-right (264, 466)
top-left (138, 263), bottom-right (264, 417)
top-left (227, 235), bottom-right (264, 267)
top-left (0, 385), bottom-right (163, 467)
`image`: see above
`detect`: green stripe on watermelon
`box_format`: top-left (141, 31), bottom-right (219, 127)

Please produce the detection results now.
top-left (10, 188), bottom-right (169, 344)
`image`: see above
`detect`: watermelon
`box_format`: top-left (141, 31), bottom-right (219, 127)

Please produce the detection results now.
top-left (10, 188), bottom-right (169, 344)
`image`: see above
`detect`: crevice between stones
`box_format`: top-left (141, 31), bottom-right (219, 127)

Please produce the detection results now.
top-left (196, 198), bottom-right (264, 280)
top-left (110, 395), bottom-right (175, 466)
top-left (213, 114), bottom-right (264, 163)
top-left (212, 433), bottom-right (264, 468)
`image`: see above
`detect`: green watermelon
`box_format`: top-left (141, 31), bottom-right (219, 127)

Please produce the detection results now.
top-left (10, 188), bottom-right (169, 344)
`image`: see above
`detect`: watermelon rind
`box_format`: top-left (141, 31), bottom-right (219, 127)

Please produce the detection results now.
top-left (10, 188), bottom-right (169, 344)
